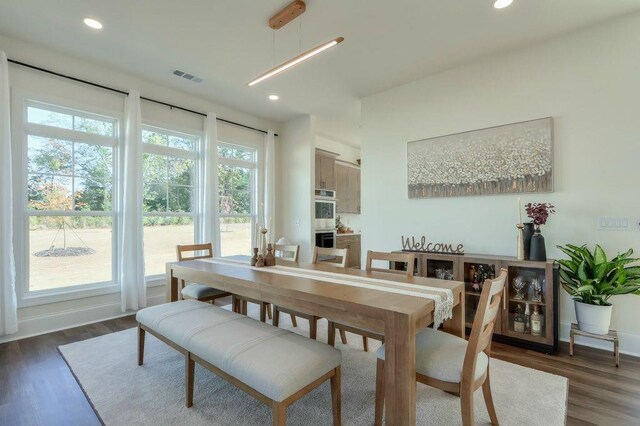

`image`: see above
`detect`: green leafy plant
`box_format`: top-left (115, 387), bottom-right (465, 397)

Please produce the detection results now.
top-left (557, 244), bottom-right (640, 305)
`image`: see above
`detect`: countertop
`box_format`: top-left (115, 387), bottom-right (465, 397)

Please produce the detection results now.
top-left (336, 232), bottom-right (361, 237)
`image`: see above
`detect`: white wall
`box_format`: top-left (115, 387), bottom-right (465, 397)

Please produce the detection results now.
top-left (277, 115), bottom-right (315, 262)
top-left (361, 13), bottom-right (640, 354)
top-left (0, 33), bottom-right (280, 343)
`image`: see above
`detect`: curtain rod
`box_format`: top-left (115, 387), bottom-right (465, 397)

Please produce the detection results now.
top-left (7, 59), bottom-right (277, 137)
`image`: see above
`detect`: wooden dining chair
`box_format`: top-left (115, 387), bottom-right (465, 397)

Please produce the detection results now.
top-left (274, 244), bottom-right (300, 262)
top-left (273, 246), bottom-right (349, 340)
top-left (374, 268), bottom-right (507, 426)
top-left (328, 251), bottom-right (416, 352)
top-left (176, 243), bottom-right (232, 304)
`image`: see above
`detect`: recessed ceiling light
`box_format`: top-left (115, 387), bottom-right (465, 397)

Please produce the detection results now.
top-left (492, 0), bottom-right (513, 9)
top-left (269, 95), bottom-right (279, 101)
top-left (83, 18), bottom-right (103, 30)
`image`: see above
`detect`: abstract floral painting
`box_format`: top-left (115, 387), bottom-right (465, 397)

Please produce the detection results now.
top-left (407, 118), bottom-right (553, 198)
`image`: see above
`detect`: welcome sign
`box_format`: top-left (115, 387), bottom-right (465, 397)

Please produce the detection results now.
top-left (401, 236), bottom-right (464, 255)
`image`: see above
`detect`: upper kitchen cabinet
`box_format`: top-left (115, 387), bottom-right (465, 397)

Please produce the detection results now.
top-left (315, 149), bottom-right (338, 190)
top-left (336, 162), bottom-right (361, 214)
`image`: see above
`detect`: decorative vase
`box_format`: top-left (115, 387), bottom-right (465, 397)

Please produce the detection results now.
top-left (529, 225), bottom-right (546, 261)
top-left (265, 244), bottom-right (275, 266)
top-left (251, 248), bottom-right (258, 266)
top-left (523, 222), bottom-right (534, 260)
top-left (575, 300), bottom-right (612, 335)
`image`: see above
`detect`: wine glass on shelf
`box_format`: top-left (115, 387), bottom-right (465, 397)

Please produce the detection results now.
top-left (513, 276), bottom-right (527, 300)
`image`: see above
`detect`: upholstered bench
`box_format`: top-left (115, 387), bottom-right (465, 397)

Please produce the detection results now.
top-left (136, 300), bottom-right (342, 425)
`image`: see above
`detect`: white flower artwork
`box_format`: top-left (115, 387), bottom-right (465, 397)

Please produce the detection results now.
top-left (407, 118), bottom-right (553, 198)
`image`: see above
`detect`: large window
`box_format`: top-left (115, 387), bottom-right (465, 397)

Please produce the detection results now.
top-left (142, 126), bottom-right (199, 276)
top-left (218, 143), bottom-right (257, 257)
top-left (24, 102), bottom-right (117, 293)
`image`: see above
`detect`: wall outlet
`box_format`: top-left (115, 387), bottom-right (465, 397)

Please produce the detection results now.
top-left (597, 216), bottom-right (631, 231)
top-left (295, 218), bottom-right (300, 228)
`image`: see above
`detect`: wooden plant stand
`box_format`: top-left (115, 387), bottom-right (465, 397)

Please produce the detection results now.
top-left (569, 323), bottom-right (619, 367)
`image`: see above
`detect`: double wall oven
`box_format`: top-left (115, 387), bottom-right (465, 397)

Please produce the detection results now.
top-left (315, 189), bottom-right (336, 248)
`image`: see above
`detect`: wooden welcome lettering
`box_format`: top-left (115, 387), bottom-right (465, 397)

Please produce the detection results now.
top-left (401, 236), bottom-right (464, 254)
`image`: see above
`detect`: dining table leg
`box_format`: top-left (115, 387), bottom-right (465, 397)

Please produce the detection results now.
top-left (384, 311), bottom-right (417, 425)
top-left (166, 264), bottom-right (179, 302)
top-left (443, 294), bottom-right (465, 338)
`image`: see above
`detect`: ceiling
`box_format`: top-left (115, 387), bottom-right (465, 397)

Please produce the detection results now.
top-left (0, 0), bottom-right (638, 139)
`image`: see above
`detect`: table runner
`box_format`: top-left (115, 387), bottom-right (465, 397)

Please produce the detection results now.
top-left (199, 258), bottom-right (454, 328)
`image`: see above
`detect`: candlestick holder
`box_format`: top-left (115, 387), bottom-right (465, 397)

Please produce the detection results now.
top-left (255, 255), bottom-right (265, 268)
top-left (265, 243), bottom-right (275, 266)
top-left (516, 223), bottom-right (525, 260)
top-left (260, 228), bottom-right (268, 256)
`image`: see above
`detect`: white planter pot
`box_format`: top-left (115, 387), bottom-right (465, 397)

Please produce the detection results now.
top-left (574, 300), bottom-right (612, 335)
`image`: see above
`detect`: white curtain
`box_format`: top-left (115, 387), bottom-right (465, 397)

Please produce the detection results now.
top-left (264, 130), bottom-right (276, 240)
top-left (200, 113), bottom-right (221, 255)
top-left (119, 90), bottom-right (146, 311)
top-left (0, 51), bottom-right (17, 336)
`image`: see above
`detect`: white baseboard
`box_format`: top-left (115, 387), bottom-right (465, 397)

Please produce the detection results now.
top-left (559, 320), bottom-right (640, 357)
top-left (0, 293), bottom-right (166, 344)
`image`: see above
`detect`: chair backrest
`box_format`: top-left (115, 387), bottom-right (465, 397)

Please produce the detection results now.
top-left (176, 243), bottom-right (214, 261)
top-left (274, 244), bottom-right (300, 262)
top-left (365, 251), bottom-right (416, 277)
top-left (312, 247), bottom-right (349, 268)
top-left (462, 268), bottom-right (507, 384)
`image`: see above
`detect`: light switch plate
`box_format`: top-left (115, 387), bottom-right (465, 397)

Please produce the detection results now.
top-left (597, 216), bottom-right (631, 231)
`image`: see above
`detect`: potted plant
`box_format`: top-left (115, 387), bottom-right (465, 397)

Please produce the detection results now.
top-left (557, 244), bottom-right (640, 335)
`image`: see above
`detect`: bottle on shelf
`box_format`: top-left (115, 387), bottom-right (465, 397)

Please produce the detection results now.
top-left (524, 303), bottom-right (531, 334)
top-left (531, 305), bottom-right (543, 336)
top-left (514, 304), bottom-right (526, 333)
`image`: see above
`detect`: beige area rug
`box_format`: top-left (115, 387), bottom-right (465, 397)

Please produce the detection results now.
top-left (59, 307), bottom-right (568, 425)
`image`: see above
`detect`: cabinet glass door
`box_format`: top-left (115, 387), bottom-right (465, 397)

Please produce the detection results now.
top-left (502, 265), bottom-right (552, 345)
top-left (463, 259), bottom-right (500, 333)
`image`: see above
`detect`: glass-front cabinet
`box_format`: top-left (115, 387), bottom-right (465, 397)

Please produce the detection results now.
top-left (394, 251), bottom-right (559, 353)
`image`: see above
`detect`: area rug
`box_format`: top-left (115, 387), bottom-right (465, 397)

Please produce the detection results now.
top-left (59, 310), bottom-right (567, 425)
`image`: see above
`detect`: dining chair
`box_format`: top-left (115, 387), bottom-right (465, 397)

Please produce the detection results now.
top-left (274, 244), bottom-right (300, 262)
top-left (273, 246), bottom-right (349, 340)
top-left (176, 243), bottom-right (232, 304)
top-left (328, 251), bottom-right (416, 351)
top-left (374, 269), bottom-right (507, 426)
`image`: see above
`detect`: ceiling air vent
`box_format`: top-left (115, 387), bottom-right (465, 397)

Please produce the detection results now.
top-left (172, 69), bottom-right (203, 83)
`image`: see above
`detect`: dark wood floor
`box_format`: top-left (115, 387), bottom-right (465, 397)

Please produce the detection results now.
top-left (1, 316), bottom-right (639, 426)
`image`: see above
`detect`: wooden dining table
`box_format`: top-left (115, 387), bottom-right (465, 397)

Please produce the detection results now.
top-left (166, 257), bottom-right (465, 425)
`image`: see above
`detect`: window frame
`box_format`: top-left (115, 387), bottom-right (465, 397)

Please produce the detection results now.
top-left (15, 95), bottom-right (122, 307)
top-left (142, 123), bottom-right (201, 283)
top-left (217, 140), bottom-right (261, 257)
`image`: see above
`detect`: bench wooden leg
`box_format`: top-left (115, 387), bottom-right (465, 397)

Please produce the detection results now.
top-left (331, 366), bottom-right (342, 426)
top-left (362, 336), bottom-right (369, 352)
top-left (374, 359), bottom-right (384, 426)
top-left (267, 303), bottom-right (272, 320)
top-left (290, 314), bottom-right (298, 327)
top-left (260, 303), bottom-right (267, 323)
top-left (272, 402), bottom-right (286, 426)
top-left (186, 353), bottom-right (195, 408)
top-left (138, 324), bottom-right (145, 366)
top-left (310, 317), bottom-right (318, 340)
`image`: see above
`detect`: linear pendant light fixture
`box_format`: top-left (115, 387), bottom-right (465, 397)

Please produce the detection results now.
top-left (248, 37), bottom-right (343, 86)
top-left (248, 0), bottom-right (344, 86)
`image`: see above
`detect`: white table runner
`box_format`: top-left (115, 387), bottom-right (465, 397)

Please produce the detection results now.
top-left (200, 257), bottom-right (454, 328)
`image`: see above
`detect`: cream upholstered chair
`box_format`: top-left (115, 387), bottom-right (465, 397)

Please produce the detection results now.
top-left (374, 269), bottom-right (507, 426)
top-left (328, 251), bottom-right (416, 351)
top-left (273, 247), bottom-right (349, 339)
top-left (176, 243), bottom-right (231, 303)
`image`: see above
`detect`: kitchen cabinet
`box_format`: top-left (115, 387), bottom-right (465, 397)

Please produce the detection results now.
top-left (336, 163), bottom-right (361, 214)
top-left (336, 234), bottom-right (361, 269)
top-left (315, 150), bottom-right (337, 190)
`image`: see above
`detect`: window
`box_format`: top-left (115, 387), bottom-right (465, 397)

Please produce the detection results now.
top-left (218, 143), bottom-right (258, 257)
top-left (142, 126), bottom-right (199, 276)
top-left (24, 101), bottom-right (117, 293)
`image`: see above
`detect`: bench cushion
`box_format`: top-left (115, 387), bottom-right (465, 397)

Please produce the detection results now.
top-left (137, 300), bottom-right (342, 402)
top-left (181, 283), bottom-right (227, 300)
top-left (376, 327), bottom-right (488, 383)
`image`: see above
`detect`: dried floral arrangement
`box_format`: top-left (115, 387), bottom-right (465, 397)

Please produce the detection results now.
top-left (525, 202), bottom-right (556, 226)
